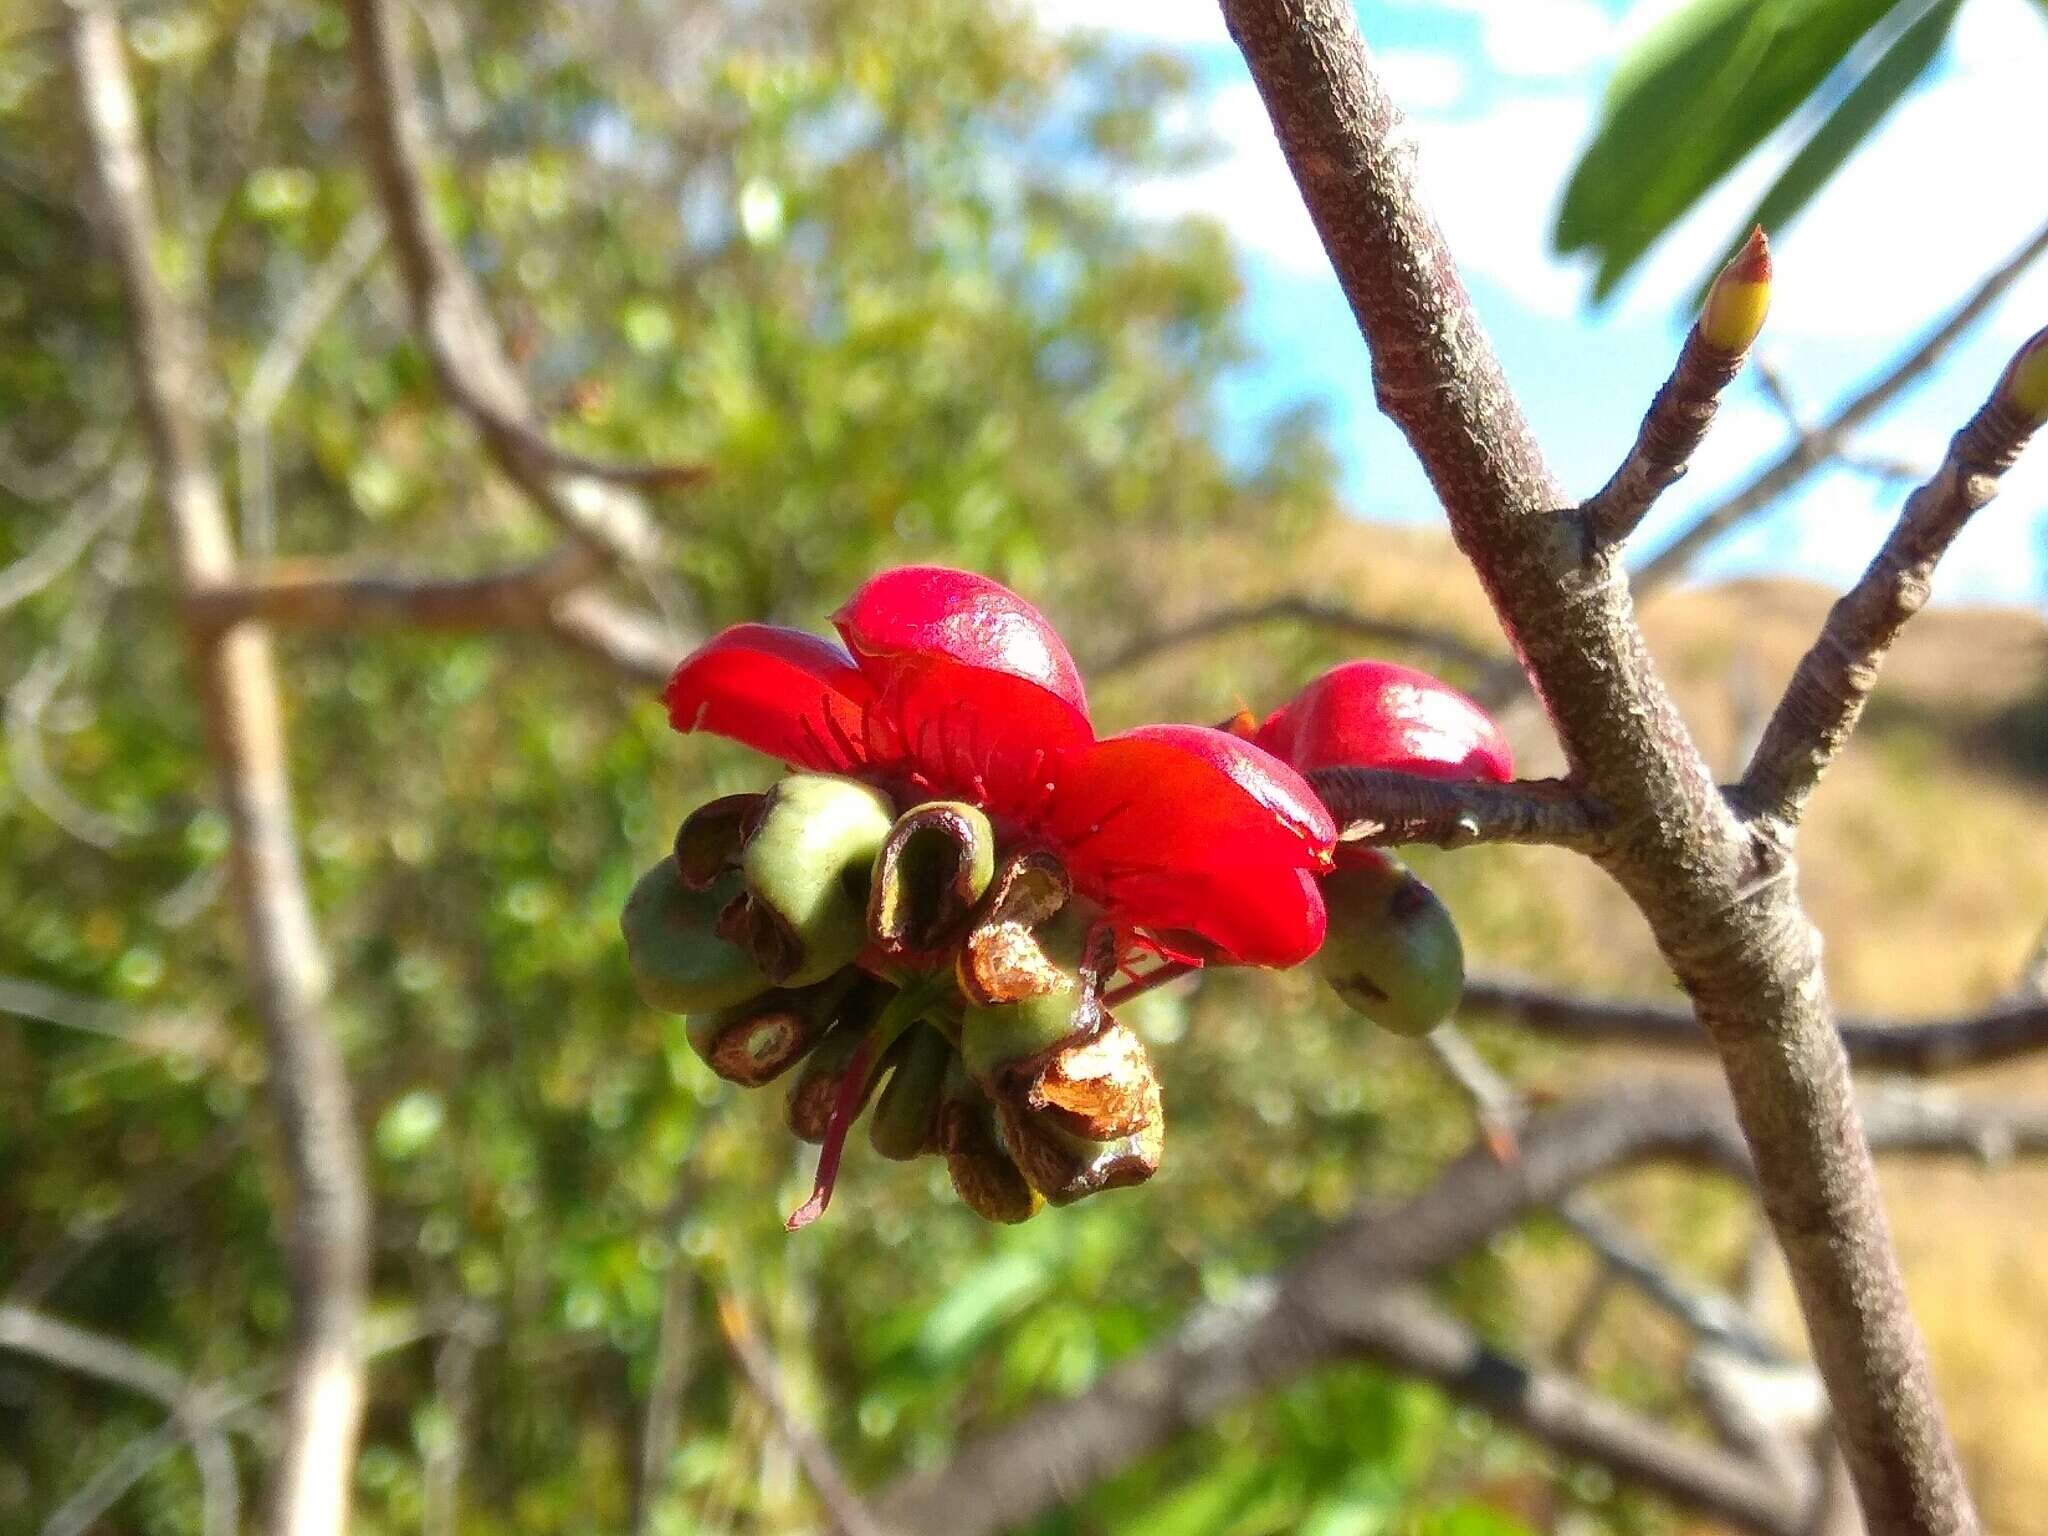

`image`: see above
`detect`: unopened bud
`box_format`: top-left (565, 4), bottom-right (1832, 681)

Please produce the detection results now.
top-left (621, 859), bottom-right (769, 1014)
top-left (1315, 850), bottom-right (1464, 1037)
top-left (686, 971), bottom-right (855, 1086)
top-left (995, 1101), bottom-right (1164, 1207)
top-left (1698, 226), bottom-right (1772, 353)
top-left (868, 801), bottom-right (996, 963)
top-left (938, 1065), bottom-right (1041, 1224)
top-left (1996, 325), bottom-right (2048, 423)
top-left (961, 983), bottom-right (1096, 1090)
top-left (673, 793), bottom-right (764, 890)
top-left (869, 1022), bottom-right (952, 1160)
top-left (738, 774), bottom-right (895, 986)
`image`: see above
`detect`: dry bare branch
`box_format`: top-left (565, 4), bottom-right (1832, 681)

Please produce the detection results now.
top-left (1309, 768), bottom-right (1611, 852)
top-left (1740, 339), bottom-right (2044, 822)
top-left (342, 0), bottom-right (699, 569)
top-left (0, 1303), bottom-right (238, 1536)
top-left (1463, 972), bottom-right (2048, 1077)
top-left (1087, 593), bottom-right (1501, 679)
top-left (1217, 3), bottom-right (1987, 1525)
top-left (715, 1292), bottom-right (894, 1536)
top-left (66, 13), bottom-right (370, 1536)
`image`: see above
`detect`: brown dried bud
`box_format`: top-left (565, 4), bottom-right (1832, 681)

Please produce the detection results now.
top-left (783, 978), bottom-right (891, 1142)
top-left (1021, 1018), bottom-right (1161, 1142)
top-left (937, 1067), bottom-right (1041, 1224)
top-left (672, 793), bottom-right (764, 890)
top-left (995, 1102), bottom-right (1164, 1207)
top-left (685, 972), bottom-right (854, 1087)
top-left (867, 801), bottom-right (996, 964)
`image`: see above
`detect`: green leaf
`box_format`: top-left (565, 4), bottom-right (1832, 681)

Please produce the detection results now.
top-left (1556, 0), bottom-right (1909, 299)
top-left (1692, 0), bottom-right (1961, 306)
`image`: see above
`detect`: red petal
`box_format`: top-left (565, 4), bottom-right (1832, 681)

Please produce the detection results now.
top-left (665, 624), bottom-right (880, 774)
top-left (1112, 864), bottom-right (1328, 969)
top-left (833, 566), bottom-right (1090, 719)
top-left (1048, 725), bottom-right (1336, 966)
top-left (1255, 661), bottom-right (1512, 782)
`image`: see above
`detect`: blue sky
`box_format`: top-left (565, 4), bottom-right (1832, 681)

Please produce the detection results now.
top-left (1037, 0), bottom-right (2048, 602)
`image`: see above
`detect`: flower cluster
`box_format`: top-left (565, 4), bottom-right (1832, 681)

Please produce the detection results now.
top-left (623, 567), bottom-right (1509, 1226)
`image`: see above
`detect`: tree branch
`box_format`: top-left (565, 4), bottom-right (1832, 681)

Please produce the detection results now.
top-left (1218, 3), bottom-right (1980, 1527)
top-left (341, 0), bottom-right (697, 570)
top-left (1740, 343), bottom-right (2044, 822)
top-left (715, 1292), bottom-right (894, 1536)
top-left (1581, 230), bottom-right (1767, 549)
top-left (1309, 768), bottom-right (1610, 852)
top-left (1464, 972), bottom-right (2048, 1077)
top-left (1634, 214), bottom-right (2048, 592)
top-left (1086, 593), bottom-right (1501, 680)
top-left (66, 13), bottom-right (370, 1536)
top-left (0, 1303), bottom-right (238, 1536)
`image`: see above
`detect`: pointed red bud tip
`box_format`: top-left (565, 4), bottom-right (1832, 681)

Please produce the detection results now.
top-left (1997, 325), bottom-right (2048, 423)
top-left (1699, 227), bottom-right (1773, 353)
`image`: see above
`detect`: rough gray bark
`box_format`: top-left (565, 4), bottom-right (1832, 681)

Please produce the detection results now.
top-left (65, 12), bottom-right (370, 1536)
top-left (1216, 2), bottom-right (1985, 1529)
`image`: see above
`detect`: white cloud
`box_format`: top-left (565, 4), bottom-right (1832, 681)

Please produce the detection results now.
top-left (1391, 0), bottom-right (1619, 78)
top-left (1378, 48), bottom-right (1469, 113)
top-left (1027, 0), bottom-right (1230, 46)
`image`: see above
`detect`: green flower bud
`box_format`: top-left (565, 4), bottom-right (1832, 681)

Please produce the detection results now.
top-left (621, 858), bottom-right (769, 1014)
top-left (739, 774), bottom-right (895, 986)
top-left (867, 801), bottom-right (996, 963)
top-left (937, 1064), bottom-right (1041, 1224)
top-left (1315, 851), bottom-right (1464, 1037)
top-left (673, 792), bottom-right (763, 890)
top-left (960, 984), bottom-right (1094, 1090)
top-left (995, 1100), bottom-right (1163, 1208)
top-left (686, 971), bottom-right (855, 1086)
top-left (869, 1022), bottom-right (952, 1161)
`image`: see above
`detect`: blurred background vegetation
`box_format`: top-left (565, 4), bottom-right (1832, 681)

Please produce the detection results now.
top-left (4, 1), bottom-right (2047, 1534)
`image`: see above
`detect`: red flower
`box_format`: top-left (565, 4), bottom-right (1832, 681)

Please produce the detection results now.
top-left (1250, 659), bottom-right (1513, 784)
top-left (665, 566), bottom-right (1336, 967)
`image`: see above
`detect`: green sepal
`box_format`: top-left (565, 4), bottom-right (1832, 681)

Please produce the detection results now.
top-left (869, 1022), bottom-right (952, 1160)
top-left (621, 858), bottom-right (769, 1015)
top-left (741, 774), bottom-right (895, 986)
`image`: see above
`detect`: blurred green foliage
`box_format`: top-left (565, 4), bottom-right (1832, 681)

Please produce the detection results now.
top-left (2, 3), bottom-right (1687, 1533)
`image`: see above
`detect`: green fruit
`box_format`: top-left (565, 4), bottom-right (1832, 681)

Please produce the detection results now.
top-left (741, 774), bottom-right (895, 986)
top-left (869, 1022), bottom-right (951, 1160)
top-left (1315, 852), bottom-right (1464, 1037)
top-left (621, 859), bottom-right (768, 1014)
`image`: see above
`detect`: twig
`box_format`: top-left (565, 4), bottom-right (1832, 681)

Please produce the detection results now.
top-left (0, 1303), bottom-right (238, 1536)
top-left (235, 206), bottom-right (387, 554)
top-left (342, 0), bottom-right (699, 569)
top-left (1087, 593), bottom-right (1501, 679)
top-left (1581, 230), bottom-right (1767, 550)
top-left (1741, 340), bottom-right (2043, 822)
top-left (713, 1292), bottom-right (893, 1536)
top-left (0, 457), bottom-right (136, 614)
top-left (0, 420), bottom-right (120, 503)
top-left (1463, 972), bottom-right (2048, 1077)
top-left (1310, 768), bottom-right (1610, 852)
top-left (188, 548), bottom-right (598, 633)
top-left (635, 1265), bottom-right (697, 1536)
top-left (1634, 215), bottom-right (2048, 591)
top-left (66, 14), bottom-right (371, 1536)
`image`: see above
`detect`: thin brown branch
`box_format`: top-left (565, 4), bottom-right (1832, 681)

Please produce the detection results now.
top-left (1464, 972), bottom-right (2048, 1077)
top-left (714, 1292), bottom-right (894, 1536)
top-left (1635, 215), bottom-right (2048, 592)
top-left (1740, 353), bottom-right (2043, 822)
top-left (66, 13), bottom-right (370, 1536)
top-left (1581, 233), bottom-right (1765, 549)
top-left (187, 548), bottom-right (600, 633)
top-left (1088, 593), bottom-right (1501, 679)
top-left (1219, 3), bottom-right (1975, 1527)
top-left (342, 0), bottom-right (698, 568)
top-left (1310, 768), bottom-right (1610, 852)
top-left (0, 1303), bottom-right (238, 1536)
